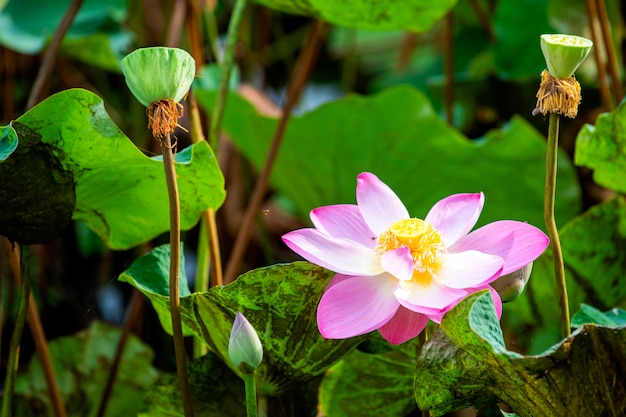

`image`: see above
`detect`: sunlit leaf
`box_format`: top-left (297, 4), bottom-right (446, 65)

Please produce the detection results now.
top-left (254, 0), bottom-right (458, 32)
top-left (575, 99), bottom-right (626, 193)
top-left (3, 88), bottom-right (225, 247)
top-left (120, 247), bottom-right (363, 395)
top-left (10, 322), bottom-right (159, 417)
top-left (415, 291), bottom-right (626, 416)
top-left (196, 85), bottom-right (579, 232)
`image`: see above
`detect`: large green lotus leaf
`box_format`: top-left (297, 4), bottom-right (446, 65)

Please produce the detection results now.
top-left (120, 246), bottom-right (363, 395)
top-left (6, 88), bottom-right (225, 248)
top-left (319, 339), bottom-right (419, 417)
top-left (415, 291), bottom-right (626, 416)
top-left (575, 99), bottom-right (626, 193)
top-left (189, 261), bottom-right (364, 395)
top-left (254, 0), bottom-right (458, 32)
top-left (10, 321), bottom-right (159, 417)
top-left (503, 197), bottom-right (626, 353)
top-left (139, 353), bottom-right (245, 417)
top-left (0, 0), bottom-right (130, 70)
top-left (195, 85), bottom-right (579, 231)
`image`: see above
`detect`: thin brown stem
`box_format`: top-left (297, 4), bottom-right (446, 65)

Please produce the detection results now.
top-left (27, 293), bottom-right (67, 417)
top-left (161, 133), bottom-right (194, 417)
top-left (207, 209), bottom-right (223, 286)
top-left (395, 32), bottom-right (418, 74)
top-left (585, 0), bottom-right (614, 110)
top-left (443, 11), bottom-right (454, 126)
top-left (1, 244), bottom-right (30, 417)
top-left (224, 20), bottom-right (328, 284)
top-left (26, 0), bottom-right (84, 110)
top-left (545, 113), bottom-right (570, 339)
top-left (468, 0), bottom-right (495, 42)
top-left (165, 0), bottom-right (187, 47)
top-left (95, 289), bottom-right (144, 417)
top-left (595, 0), bottom-right (623, 103)
top-left (187, 92), bottom-right (223, 288)
top-left (185, 0), bottom-right (205, 68)
top-left (2, 48), bottom-right (16, 120)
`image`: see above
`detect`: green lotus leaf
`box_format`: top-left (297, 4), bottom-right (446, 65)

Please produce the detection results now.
top-left (2, 88), bottom-right (225, 247)
top-left (120, 246), bottom-right (363, 395)
top-left (415, 291), bottom-right (626, 416)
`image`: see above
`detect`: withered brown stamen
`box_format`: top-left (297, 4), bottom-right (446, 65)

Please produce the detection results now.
top-left (146, 99), bottom-right (186, 140)
top-left (532, 70), bottom-right (582, 118)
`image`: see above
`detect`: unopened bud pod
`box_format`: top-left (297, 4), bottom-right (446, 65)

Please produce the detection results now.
top-left (540, 34), bottom-right (592, 79)
top-left (121, 47), bottom-right (195, 107)
top-left (491, 263), bottom-right (533, 303)
top-left (228, 312), bottom-right (263, 373)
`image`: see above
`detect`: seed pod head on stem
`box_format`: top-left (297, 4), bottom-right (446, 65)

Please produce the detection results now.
top-left (540, 34), bottom-right (592, 79)
top-left (229, 312), bottom-right (263, 373)
top-left (121, 47), bottom-right (195, 107)
top-left (121, 47), bottom-right (195, 139)
top-left (533, 34), bottom-right (592, 119)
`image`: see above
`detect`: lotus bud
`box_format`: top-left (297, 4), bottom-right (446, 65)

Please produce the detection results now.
top-left (491, 263), bottom-right (533, 303)
top-left (540, 34), bottom-right (592, 79)
top-left (228, 312), bottom-right (263, 373)
top-left (120, 47), bottom-right (195, 139)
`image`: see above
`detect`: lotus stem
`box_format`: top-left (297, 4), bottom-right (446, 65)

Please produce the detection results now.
top-left (544, 113), bottom-right (570, 338)
top-left (243, 371), bottom-right (258, 417)
top-left (161, 133), bottom-right (195, 417)
top-left (2, 244), bottom-right (31, 417)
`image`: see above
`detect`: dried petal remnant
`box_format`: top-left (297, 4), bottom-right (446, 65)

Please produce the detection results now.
top-left (532, 70), bottom-right (582, 118)
top-left (147, 98), bottom-right (185, 139)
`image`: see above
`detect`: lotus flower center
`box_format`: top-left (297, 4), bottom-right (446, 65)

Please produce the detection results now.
top-left (376, 218), bottom-right (445, 284)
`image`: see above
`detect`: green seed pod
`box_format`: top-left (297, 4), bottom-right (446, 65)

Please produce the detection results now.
top-left (121, 47), bottom-right (195, 107)
top-left (491, 263), bottom-right (533, 303)
top-left (228, 312), bottom-right (263, 373)
top-left (540, 34), bottom-right (592, 79)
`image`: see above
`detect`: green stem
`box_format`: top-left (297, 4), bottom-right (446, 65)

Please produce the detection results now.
top-left (203, 3), bottom-right (221, 63)
top-left (242, 371), bottom-right (258, 417)
top-left (208, 0), bottom-right (248, 153)
top-left (2, 244), bottom-right (31, 417)
top-left (161, 133), bottom-right (195, 417)
top-left (544, 113), bottom-right (570, 339)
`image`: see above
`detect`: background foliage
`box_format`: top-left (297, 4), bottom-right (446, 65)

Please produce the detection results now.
top-left (0, 0), bottom-right (624, 416)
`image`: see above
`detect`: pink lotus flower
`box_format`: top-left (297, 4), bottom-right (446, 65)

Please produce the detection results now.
top-left (282, 172), bottom-right (549, 345)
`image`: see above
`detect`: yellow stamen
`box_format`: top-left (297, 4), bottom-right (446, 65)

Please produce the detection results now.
top-left (377, 218), bottom-right (445, 285)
